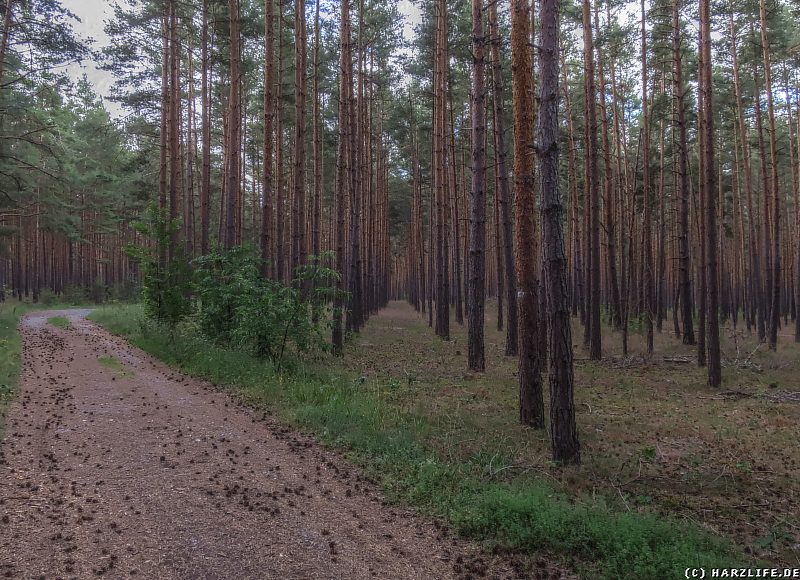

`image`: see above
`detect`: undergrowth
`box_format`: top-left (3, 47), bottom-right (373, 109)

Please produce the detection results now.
top-left (90, 303), bottom-right (743, 578)
top-left (47, 316), bottom-right (71, 329)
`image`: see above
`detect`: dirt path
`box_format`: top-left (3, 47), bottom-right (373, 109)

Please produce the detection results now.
top-left (0, 311), bottom-right (525, 580)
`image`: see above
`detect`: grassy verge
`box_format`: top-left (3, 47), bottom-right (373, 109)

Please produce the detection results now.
top-left (47, 315), bottom-right (71, 329)
top-left (90, 304), bottom-right (743, 578)
top-left (0, 303), bottom-right (30, 432)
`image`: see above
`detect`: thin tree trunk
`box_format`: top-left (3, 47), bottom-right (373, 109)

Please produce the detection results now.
top-left (583, 0), bottom-right (601, 360)
top-left (674, 0), bottom-right (695, 345)
top-left (489, 1), bottom-right (518, 356)
top-left (467, 0), bottom-right (486, 372)
top-left (225, 0), bottom-right (241, 249)
top-left (700, 0), bottom-right (721, 386)
top-left (261, 0), bottom-right (275, 275)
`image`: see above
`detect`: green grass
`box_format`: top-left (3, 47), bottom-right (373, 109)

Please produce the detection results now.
top-left (0, 304), bottom-right (29, 433)
top-left (89, 304), bottom-right (744, 578)
top-left (47, 315), bottom-right (71, 329)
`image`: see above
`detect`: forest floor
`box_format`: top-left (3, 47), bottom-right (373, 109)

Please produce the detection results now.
top-left (21, 300), bottom-right (791, 577)
top-left (0, 309), bottom-right (538, 579)
top-left (340, 301), bottom-right (800, 567)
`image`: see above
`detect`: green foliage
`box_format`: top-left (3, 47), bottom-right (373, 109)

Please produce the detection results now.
top-left (47, 316), bottom-right (70, 329)
top-left (0, 305), bottom-right (27, 434)
top-left (193, 247), bottom-right (341, 367)
top-left (127, 204), bottom-right (192, 327)
top-left (93, 304), bottom-right (743, 578)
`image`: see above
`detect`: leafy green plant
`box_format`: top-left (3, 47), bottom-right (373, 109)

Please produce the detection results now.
top-left (193, 247), bottom-right (343, 368)
top-left (127, 203), bottom-right (192, 327)
top-left (47, 316), bottom-right (70, 329)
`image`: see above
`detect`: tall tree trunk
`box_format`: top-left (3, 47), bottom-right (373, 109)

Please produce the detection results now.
top-left (312, 0), bottom-right (322, 263)
top-left (292, 0), bottom-right (308, 277)
top-left (332, 0), bottom-right (352, 353)
top-left (700, 0), bottom-right (721, 386)
top-left (261, 0), bottom-right (275, 275)
top-left (640, 0), bottom-right (654, 355)
top-left (225, 0), bottom-right (241, 249)
top-left (539, 0), bottom-right (579, 464)
top-left (159, 10), bottom-right (169, 232)
top-left (759, 0), bottom-right (781, 351)
top-left (200, 0), bottom-right (211, 256)
top-left (433, 0), bottom-right (450, 339)
top-left (489, 1), bottom-right (518, 356)
top-left (594, 2), bottom-right (622, 332)
top-left (582, 0), bottom-right (601, 360)
top-left (168, 0), bottom-right (181, 256)
top-left (674, 0), bottom-right (695, 345)
top-left (512, 0), bottom-right (544, 428)
top-left (467, 0), bottom-right (487, 372)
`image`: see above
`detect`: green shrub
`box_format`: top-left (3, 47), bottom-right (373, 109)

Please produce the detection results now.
top-left (193, 247), bottom-right (341, 367)
top-left (127, 203), bottom-right (192, 326)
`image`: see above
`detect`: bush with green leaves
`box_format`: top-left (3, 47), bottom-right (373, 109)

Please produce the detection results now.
top-left (193, 247), bottom-right (341, 367)
top-left (127, 204), bottom-right (192, 327)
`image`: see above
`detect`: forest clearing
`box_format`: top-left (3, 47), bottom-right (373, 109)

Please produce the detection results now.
top-left (2, 0), bottom-right (800, 577)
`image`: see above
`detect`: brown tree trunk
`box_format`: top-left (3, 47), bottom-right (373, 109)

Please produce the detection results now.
top-left (489, 2), bottom-right (518, 356)
top-left (700, 0), bottom-right (721, 386)
top-left (674, 0), bottom-right (695, 345)
top-left (292, 0), bottom-right (308, 277)
top-left (261, 0), bottom-right (275, 275)
top-left (168, 0), bottom-right (181, 256)
top-left (594, 3), bottom-right (621, 332)
top-left (312, 0), bottom-right (322, 263)
top-left (433, 0), bottom-right (449, 340)
top-left (512, 0), bottom-right (544, 428)
top-left (467, 0), bottom-right (487, 372)
top-left (640, 0), bottom-right (654, 355)
top-left (200, 0), bottom-right (211, 256)
top-left (225, 0), bottom-right (241, 249)
top-left (583, 0), bottom-right (601, 360)
top-left (539, 0), bottom-right (579, 464)
top-left (332, 0), bottom-right (352, 354)
top-left (759, 0), bottom-right (781, 351)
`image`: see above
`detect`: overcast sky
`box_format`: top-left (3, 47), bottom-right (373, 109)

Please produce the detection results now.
top-left (59, 0), bottom-right (422, 119)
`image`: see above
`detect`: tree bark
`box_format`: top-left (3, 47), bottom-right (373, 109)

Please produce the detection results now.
top-left (225, 0), bottom-right (241, 249)
top-left (467, 0), bottom-right (487, 372)
top-left (489, 1), bottom-right (518, 356)
top-left (539, 0), bottom-right (579, 464)
top-left (582, 0), bottom-right (601, 360)
top-left (700, 0), bottom-right (721, 386)
top-left (512, 0), bottom-right (544, 428)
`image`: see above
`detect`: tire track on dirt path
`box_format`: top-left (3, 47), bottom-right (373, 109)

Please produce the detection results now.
top-left (0, 310), bottom-right (550, 579)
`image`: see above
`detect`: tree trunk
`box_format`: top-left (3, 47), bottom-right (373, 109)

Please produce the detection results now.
top-left (674, 0), bottom-right (695, 345)
top-left (489, 2), bottom-right (518, 356)
top-left (759, 0), bottom-right (781, 351)
top-left (261, 0), bottom-right (275, 275)
top-left (512, 0), bottom-right (544, 428)
top-left (200, 0), bottom-right (211, 256)
top-left (332, 0), bottom-right (352, 354)
top-left (225, 0), bottom-right (241, 249)
top-left (640, 0), bottom-right (654, 355)
top-left (292, 0), bottom-right (308, 277)
top-left (582, 0), bottom-right (601, 360)
top-left (700, 0), bottom-right (721, 386)
top-left (467, 0), bottom-right (487, 372)
top-left (539, 0), bottom-right (579, 464)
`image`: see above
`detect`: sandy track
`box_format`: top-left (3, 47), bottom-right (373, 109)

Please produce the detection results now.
top-left (0, 310), bottom-right (528, 579)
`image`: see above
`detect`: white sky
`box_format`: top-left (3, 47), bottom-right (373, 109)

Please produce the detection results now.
top-left (59, 0), bottom-right (423, 119)
top-left (60, 0), bottom-right (119, 114)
